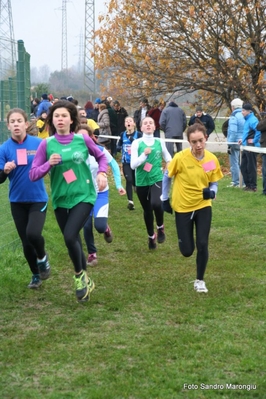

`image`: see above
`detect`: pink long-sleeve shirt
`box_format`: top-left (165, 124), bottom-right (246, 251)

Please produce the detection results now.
top-left (29, 132), bottom-right (108, 181)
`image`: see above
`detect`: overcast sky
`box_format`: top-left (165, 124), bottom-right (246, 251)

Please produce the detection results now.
top-left (11, 0), bottom-right (108, 71)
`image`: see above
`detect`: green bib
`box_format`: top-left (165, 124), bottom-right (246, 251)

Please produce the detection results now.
top-left (136, 139), bottom-right (163, 186)
top-left (46, 135), bottom-right (96, 209)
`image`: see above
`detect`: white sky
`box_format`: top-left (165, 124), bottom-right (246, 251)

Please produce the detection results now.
top-left (11, 0), bottom-right (108, 71)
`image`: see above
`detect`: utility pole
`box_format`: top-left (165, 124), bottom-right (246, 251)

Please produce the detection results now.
top-left (61, 0), bottom-right (68, 70)
top-left (0, 0), bottom-right (16, 79)
top-left (84, 0), bottom-right (95, 99)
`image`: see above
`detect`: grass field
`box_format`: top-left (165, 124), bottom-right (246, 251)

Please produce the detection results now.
top-left (0, 154), bottom-right (265, 398)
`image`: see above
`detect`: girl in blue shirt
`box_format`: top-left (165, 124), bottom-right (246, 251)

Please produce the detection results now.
top-left (0, 108), bottom-right (50, 289)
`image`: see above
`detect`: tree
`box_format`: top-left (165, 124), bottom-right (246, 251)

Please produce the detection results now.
top-left (94, 0), bottom-right (266, 114)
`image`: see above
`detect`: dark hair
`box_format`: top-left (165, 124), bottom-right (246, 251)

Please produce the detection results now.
top-left (7, 108), bottom-right (28, 123)
top-left (45, 100), bottom-right (80, 135)
top-left (186, 123), bottom-right (207, 141)
top-left (77, 123), bottom-right (97, 144)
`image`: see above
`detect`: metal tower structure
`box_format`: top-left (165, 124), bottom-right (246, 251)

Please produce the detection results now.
top-left (0, 0), bottom-right (17, 79)
top-left (84, 0), bottom-right (95, 97)
top-left (61, 0), bottom-right (68, 70)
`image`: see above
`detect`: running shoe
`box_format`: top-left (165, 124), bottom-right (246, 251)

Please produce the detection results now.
top-left (87, 253), bottom-right (98, 267)
top-left (28, 274), bottom-right (42, 289)
top-left (157, 226), bottom-right (165, 243)
top-left (37, 254), bottom-right (51, 280)
top-left (104, 225), bottom-right (113, 243)
top-left (194, 279), bottom-right (208, 293)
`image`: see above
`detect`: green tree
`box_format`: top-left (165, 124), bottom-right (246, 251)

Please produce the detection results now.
top-left (95, 0), bottom-right (266, 114)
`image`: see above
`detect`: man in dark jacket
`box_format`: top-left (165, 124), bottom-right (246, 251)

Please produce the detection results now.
top-left (256, 116), bottom-right (266, 194)
top-left (113, 100), bottom-right (128, 135)
top-left (188, 106), bottom-right (215, 138)
top-left (159, 101), bottom-right (187, 156)
top-left (103, 99), bottom-right (118, 156)
top-left (134, 98), bottom-right (151, 131)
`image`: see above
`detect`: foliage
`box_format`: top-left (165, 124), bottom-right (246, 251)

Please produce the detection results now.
top-left (0, 165), bottom-right (265, 398)
top-left (94, 0), bottom-right (266, 114)
top-left (31, 83), bottom-right (50, 99)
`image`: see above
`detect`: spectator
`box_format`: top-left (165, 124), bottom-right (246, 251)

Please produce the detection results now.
top-left (113, 100), bottom-right (128, 135)
top-left (256, 116), bottom-right (266, 194)
top-left (97, 103), bottom-right (111, 145)
top-left (31, 98), bottom-right (40, 117)
top-left (238, 103), bottom-right (260, 192)
top-left (36, 94), bottom-right (52, 117)
top-left (91, 98), bottom-right (101, 122)
top-left (148, 99), bottom-right (166, 138)
top-left (84, 101), bottom-right (94, 119)
top-left (134, 98), bottom-right (151, 131)
top-left (159, 101), bottom-right (187, 157)
top-left (227, 98), bottom-right (245, 187)
top-left (102, 99), bottom-right (118, 156)
top-left (188, 106), bottom-right (215, 139)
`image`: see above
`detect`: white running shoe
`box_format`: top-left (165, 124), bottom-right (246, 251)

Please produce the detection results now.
top-left (194, 279), bottom-right (208, 293)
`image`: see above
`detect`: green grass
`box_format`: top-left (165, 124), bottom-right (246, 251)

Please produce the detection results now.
top-left (0, 157), bottom-right (265, 398)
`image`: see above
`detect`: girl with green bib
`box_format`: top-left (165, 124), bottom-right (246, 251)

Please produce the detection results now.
top-left (30, 100), bottom-right (108, 302)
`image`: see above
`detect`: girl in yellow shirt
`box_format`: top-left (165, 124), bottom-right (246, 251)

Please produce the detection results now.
top-left (162, 123), bottom-right (223, 293)
top-left (36, 111), bottom-right (49, 139)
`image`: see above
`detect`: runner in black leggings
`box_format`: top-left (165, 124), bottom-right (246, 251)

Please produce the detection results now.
top-left (162, 123), bottom-right (223, 293)
top-left (0, 108), bottom-right (50, 289)
top-left (130, 116), bottom-right (172, 250)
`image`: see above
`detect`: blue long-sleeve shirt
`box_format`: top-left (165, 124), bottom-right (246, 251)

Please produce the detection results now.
top-left (0, 135), bottom-right (48, 202)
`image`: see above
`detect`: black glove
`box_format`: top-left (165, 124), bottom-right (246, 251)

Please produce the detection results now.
top-left (203, 188), bottom-right (215, 200)
top-left (162, 198), bottom-right (173, 214)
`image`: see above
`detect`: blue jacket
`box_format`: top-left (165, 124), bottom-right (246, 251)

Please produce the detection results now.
top-left (227, 108), bottom-right (245, 143)
top-left (36, 100), bottom-right (52, 117)
top-left (242, 112), bottom-right (260, 147)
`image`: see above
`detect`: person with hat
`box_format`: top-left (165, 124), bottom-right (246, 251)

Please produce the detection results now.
top-left (36, 94), bottom-right (52, 117)
top-left (188, 106), bottom-right (215, 139)
top-left (91, 98), bottom-right (101, 122)
top-left (227, 98), bottom-right (245, 187)
top-left (238, 103), bottom-right (260, 192)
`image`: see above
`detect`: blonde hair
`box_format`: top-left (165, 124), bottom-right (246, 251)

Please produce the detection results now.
top-left (99, 103), bottom-right (107, 111)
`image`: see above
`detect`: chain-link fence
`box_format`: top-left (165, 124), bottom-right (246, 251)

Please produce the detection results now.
top-left (0, 40), bottom-right (31, 144)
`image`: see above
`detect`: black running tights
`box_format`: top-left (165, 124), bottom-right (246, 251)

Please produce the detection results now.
top-left (11, 202), bottom-right (47, 275)
top-left (54, 202), bottom-right (93, 273)
top-left (175, 206), bottom-right (212, 280)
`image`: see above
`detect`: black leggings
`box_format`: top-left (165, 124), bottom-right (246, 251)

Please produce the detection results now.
top-left (175, 206), bottom-right (212, 280)
top-left (11, 202), bottom-right (47, 275)
top-left (122, 163), bottom-right (136, 202)
top-left (54, 202), bottom-right (93, 273)
top-left (136, 181), bottom-right (163, 236)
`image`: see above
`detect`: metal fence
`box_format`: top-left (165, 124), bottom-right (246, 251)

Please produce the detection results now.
top-left (0, 40), bottom-right (31, 144)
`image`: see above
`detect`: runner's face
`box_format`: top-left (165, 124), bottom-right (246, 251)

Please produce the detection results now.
top-left (7, 112), bottom-right (28, 141)
top-left (141, 118), bottom-right (155, 134)
top-left (53, 107), bottom-right (73, 134)
top-left (189, 131), bottom-right (206, 156)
